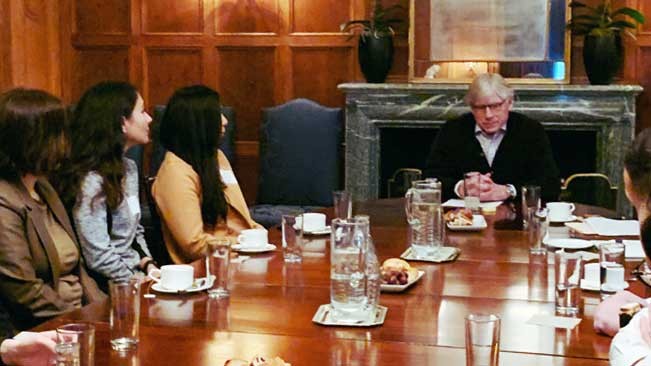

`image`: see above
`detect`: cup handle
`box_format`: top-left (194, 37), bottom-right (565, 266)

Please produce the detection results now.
top-left (569, 203), bottom-right (576, 213)
top-left (236, 234), bottom-right (244, 245)
top-left (148, 268), bottom-right (162, 283)
top-left (404, 189), bottom-right (414, 224)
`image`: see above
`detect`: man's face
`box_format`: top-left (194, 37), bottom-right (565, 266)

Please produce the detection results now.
top-left (469, 94), bottom-right (512, 134)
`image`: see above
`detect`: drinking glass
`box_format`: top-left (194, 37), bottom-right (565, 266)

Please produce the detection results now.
top-left (521, 185), bottom-right (541, 229)
top-left (599, 241), bottom-right (625, 298)
top-left (405, 180), bottom-right (443, 258)
top-left (54, 342), bottom-right (80, 366)
top-left (465, 313), bottom-right (500, 366)
top-left (56, 323), bottom-right (94, 366)
top-left (528, 207), bottom-right (548, 254)
top-left (282, 214), bottom-right (303, 263)
top-left (330, 218), bottom-right (368, 322)
top-left (463, 172), bottom-right (481, 213)
top-left (109, 278), bottom-right (140, 351)
top-left (333, 190), bottom-right (352, 219)
top-left (207, 238), bottom-right (231, 298)
top-left (555, 250), bottom-right (582, 315)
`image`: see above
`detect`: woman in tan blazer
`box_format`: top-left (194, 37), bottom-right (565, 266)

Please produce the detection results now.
top-left (152, 85), bottom-right (262, 264)
top-left (0, 89), bottom-right (105, 330)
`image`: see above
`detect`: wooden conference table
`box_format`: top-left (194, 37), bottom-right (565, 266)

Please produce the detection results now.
top-left (36, 199), bottom-right (650, 365)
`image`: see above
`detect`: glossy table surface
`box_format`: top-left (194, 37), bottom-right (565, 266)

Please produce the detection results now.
top-left (37, 199), bottom-right (648, 365)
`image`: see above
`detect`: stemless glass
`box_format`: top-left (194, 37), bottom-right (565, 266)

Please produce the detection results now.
top-left (282, 214), bottom-right (303, 263)
top-left (206, 237), bottom-right (231, 299)
top-left (109, 278), bottom-right (140, 351)
top-left (56, 323), bottom-right (94, 366)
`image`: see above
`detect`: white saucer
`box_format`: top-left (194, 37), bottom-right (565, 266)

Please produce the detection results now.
top-left (543, 237), bottom-right (594, 249)
top-left (549, 215), bottom-right (578, 223)
top-left (601, 281), bottom-right (630, 292)
top-left (232, 243), bottom-right (277, 253)
top-left (304, 226), bottom-right (331, 235)
top-left (151, 275), bottom-right (215, 294)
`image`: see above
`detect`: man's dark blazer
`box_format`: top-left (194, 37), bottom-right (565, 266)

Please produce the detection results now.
top-left (424, 111), bottom-right (561, 202)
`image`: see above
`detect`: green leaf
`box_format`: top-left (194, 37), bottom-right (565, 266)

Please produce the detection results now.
top-left (606, 19), bottom-right (638, 30)
top-left (568, 1), bottom-right (588, 8)
top-left (612, 7), bottom-right (646, 24)
top-left (340, 20), bottom-right (371, 32)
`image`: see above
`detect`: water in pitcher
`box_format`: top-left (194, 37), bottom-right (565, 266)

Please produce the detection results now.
top-left (330, 247), bottom-right (367, 320)
top-left (409, 201), bottom-right (443, 257)
top-left (405, 180), bottom-right (443, 258)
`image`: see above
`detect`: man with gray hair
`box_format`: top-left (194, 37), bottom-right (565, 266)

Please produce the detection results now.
top-left (424, 73), bottom-right (560, 202)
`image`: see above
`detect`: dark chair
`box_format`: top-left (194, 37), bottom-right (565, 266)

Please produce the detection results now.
top-left (149, 105), bottom-right (237, 178)
top-left (559, 173), bottom-right (618, 211)
top-left (250, 98), bottom-right (343, 228)
top-left (387, 168), bottom-right (422, 198)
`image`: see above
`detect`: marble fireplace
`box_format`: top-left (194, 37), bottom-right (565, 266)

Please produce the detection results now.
top-left (339, 83), bottom-right (642, 216)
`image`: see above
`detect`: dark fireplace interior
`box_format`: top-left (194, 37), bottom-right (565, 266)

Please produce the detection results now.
top-left (379, 128), bottom-right (597, 198)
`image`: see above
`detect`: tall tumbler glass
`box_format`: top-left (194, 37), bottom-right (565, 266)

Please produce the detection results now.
top-left (599, 241), bottom-right (625, 298)
top-left (282, 214), bottom-right (303, 263)
top-left (555, 250), bottom-right (582, 315)
top-left (465, 314), bottom-right (500, 366)
top-left (333, 190), bottom-right (352, 219)
top-left (330, 218), bottom-right (368, 322)
top-left (109, 278), bottom-right (140, 351)
top-left (463, 172), bottom-right (481, 213)
top-left (207, 237), bottom-right (231, 298)
top-left (521, 185), bottom-right (541, 229)
top-left (528, 208), bottom-right (548, 255)
top-left (405, 180), bottom-right (443, 258)
top-left (56, 323), bottom-right (94, 366)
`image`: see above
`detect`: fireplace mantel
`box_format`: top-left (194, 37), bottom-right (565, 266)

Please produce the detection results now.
top-left (339, 83), bottom-right (643, 216)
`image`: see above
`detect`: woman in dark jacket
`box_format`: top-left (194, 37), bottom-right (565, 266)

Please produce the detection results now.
top-left (0, 88), bottom-right (105, 330)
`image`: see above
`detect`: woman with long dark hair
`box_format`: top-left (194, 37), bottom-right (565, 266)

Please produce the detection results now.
top-left (0, 88), bottom-right (104, 330)
top-left (152, 85), bottom-right (261, 264)
top-left (53, 81), bottom-right (156, 289)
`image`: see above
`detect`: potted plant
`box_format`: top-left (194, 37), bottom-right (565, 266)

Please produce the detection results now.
top-left (566, 0), bottom-right (645, 85)
top-left (341, 0), bottom-right (404, 83)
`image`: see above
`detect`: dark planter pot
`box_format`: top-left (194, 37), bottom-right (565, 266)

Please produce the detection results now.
top-left (583, 34), bottom-right (623, 85)
top-left (358, 34), bottom-right (394, 83)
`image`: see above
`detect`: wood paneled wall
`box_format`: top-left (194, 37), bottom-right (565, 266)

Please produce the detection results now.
top-left (3, 0), bottom-right (650, 202)
top-left (59, 0), bottom-right (407, 202)
top-left (0, 0), bottom-right (62, 94)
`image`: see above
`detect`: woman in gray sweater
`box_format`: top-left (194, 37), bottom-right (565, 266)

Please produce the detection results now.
top-left (53, 81), bottom-right (156, 289)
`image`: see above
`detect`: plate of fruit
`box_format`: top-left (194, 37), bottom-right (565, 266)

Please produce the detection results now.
top-left (379, 258), bottom-right (425, 293)
top-left (445, 208), bottom-right (487, 231)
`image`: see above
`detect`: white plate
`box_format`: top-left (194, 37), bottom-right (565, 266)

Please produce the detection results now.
top-left (151, 275), bottom-right (215, 294)
top-left (381, 270), bottom-right (425, 292)
top-left (447, 215), bottom-right (487, 231)
top-left (543, 237), bottom-right (594, 250)
top-left (601, 281), bottom-right (630, 292)
top-left (232, 243), bottom-right (277, 253)
top-left (549, 215), bottom-right (578, 223)
top-left (304, 226), bottom-right (331, 236)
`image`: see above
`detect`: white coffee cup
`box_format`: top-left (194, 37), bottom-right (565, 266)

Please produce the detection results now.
top-left (149, 264), bottom-right (194, 291)
top-left (237, 228), bottom-right (268, 248)
top-left (604, 266), bottom-right (626, 289)
top-left (583, 262), bottom-right (600, 283)
top-left (301, 213), bottom-right (327, 232)
top-left (546, 202), bottom-right (575, 222)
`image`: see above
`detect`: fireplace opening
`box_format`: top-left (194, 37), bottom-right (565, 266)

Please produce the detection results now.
top-left (379, 128), bottom-right (597, 198)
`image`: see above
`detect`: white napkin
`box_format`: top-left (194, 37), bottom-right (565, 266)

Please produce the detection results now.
top-left (624, 240), bottom-right (645, 259)
top-left (442, 199), bottom-right (502, 210)
top-left (526, 314), bottom-right (581, 329)
top-left (584, 217), bottom-right (639, 237)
